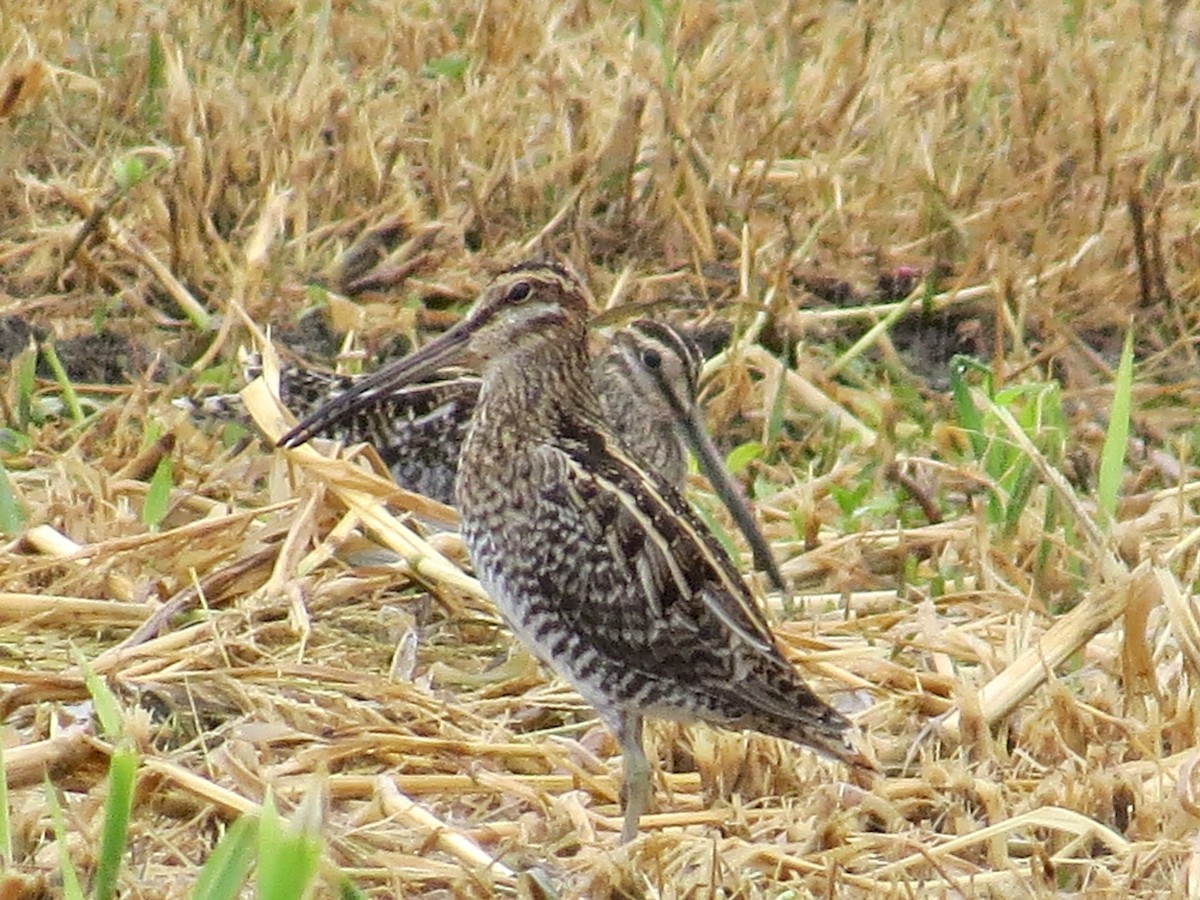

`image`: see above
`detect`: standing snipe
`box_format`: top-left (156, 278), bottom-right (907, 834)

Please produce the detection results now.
top-left (271, 320), bottom-right (785, 589)
top-left (281, 259), bottom-right (870, 842)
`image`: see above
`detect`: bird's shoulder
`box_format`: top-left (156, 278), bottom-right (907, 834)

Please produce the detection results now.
top-left (530, 416), bottom-right (782, 662)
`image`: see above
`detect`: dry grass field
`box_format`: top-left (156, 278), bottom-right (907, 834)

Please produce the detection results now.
top-left (4, 0), bottom-right (1200, 896)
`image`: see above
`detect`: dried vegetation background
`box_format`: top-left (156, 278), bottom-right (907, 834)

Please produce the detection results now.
top-left (3, 0), bottom-right (1200, 896)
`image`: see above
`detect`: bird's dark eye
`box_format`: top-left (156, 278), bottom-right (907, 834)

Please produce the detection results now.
top-left (507, 281), bottom-right (532, 303)
top-left (641, 348), bottom-right (662, 370)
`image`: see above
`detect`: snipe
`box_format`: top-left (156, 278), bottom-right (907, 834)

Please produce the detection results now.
top-left (281, 259), bottom-right (870, 842)
top-left (272, 320), bottom-right (785, 588)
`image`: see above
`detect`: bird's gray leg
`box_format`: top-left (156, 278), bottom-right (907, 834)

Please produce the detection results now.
top-left (614, 710), bottom-right (650, 843)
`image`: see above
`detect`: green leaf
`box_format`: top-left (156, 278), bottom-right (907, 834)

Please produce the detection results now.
top-left (643, 0), bottom-right (675, 90)
top-left (146, 33), bottom-right (165, 88)
top-left (751, 471), bottom-right (779, 502)
top-left (1062, 0), bottom-right (1085, 35)
top-left (765, 359), bottom-right (788, 449)
top-left (0, 428), bottom-right (31, 454)
top-left (0, 461), bottom-right (25, 535)
top-left (194, 360), bottom-right (235, 387)
top-left (76, 649), bottom-right (123, 739)
top-left (0, 739), bottom-right (11, 868)
top-left (112, 154), bottom-right (148, 192)
top-left (192, 815), bottom-right (259, 900)
top-left (724, 441), bottom-right (763, 476)
top-left (948, 356), bottom-right (985, 458)
top-left (1002, 460), bottom-right (1039, 536)
top-left (93, 746), bottom-right (138, 900)
top-left (39, 341), bottom-right (86, 424)
top-left (142, 419), bottom-right (164, 448)
top-left (221, 421), bottom-right (249, 449)
top-left (830, 481), bottom-right (870, 518)
top-left (256, 792), bottom-right (321, 900)
top-left (421, 53), bottom-right (469, 80)
top-left (691, 496), bottom-right (738, 563)
top-left (14, 346), bottom-right (38, 427)
top-left (44, 778), bottom-right (85, 900)
top-left (1097, 328), bottom-right (1134, 527)
top-left (142, 32), bottom-right (165, 126)
top-left (143, 455), bottom-right (174, 530)
top-left (91, 298), bottom-right (115, 334)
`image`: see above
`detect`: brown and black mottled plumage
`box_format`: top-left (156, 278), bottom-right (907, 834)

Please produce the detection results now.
top-left (273, 367), bottom-right (478, 506)
top-left (266, 319), bottom-right (784, 588)
top-left (281, 259), bottom-right (869, 842)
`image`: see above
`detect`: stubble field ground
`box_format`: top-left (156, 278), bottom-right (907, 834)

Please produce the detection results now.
top-left (3, 1), bottom-right (1200, 897)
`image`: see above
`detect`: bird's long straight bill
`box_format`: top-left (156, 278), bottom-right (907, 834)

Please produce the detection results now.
top-left (277, 323), bottom-right (474, 450)
top-left (671, 402), bottom-right (788, 594)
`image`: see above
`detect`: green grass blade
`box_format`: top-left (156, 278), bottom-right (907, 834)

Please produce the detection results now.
top-left (45, 777), bottom-right (86, 900)
top-left (39, 342), bottom-right (86, 425)
top-left (75, 648), bottom-right (123, 740)
top-left (256, 794), bottom-right (282, 895)
top-left (111, 154), bottom-right (148, 192)
top-left (143, 32), bottom-right (165, 125)
top-left (765, 358), bottom-right (788, 450)
top-left (1097, 328), bottom-right (1134, 526)
top-left (1002, 460), bottom-right (1039, 536)
top-left (830, 480), bottom-right (870, 521)
top-left (421, 53), bottom-right (469, 80)
top-left (192, 815), bottom-right (259, 900)
top-left (643, 0), bottom-right (675, 90)
top-left (948, 356), bottom-right (986, 458)
top-left (142, 455), bottom-right (174, 530)
top-left (691, 496), bottom-right (739, 563)
top-left (0, 738), bottom-right (11, 867)
top-left (724, 441), bottom-right (763, 476)
top-left (92, 745), bottom-right (137, 900)
top-left (15, 347), bottom-right (38, 427)
top-left (256, 792), bottom-right (321, 900)
top-left (0, 460), bottom-right (25, 535)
